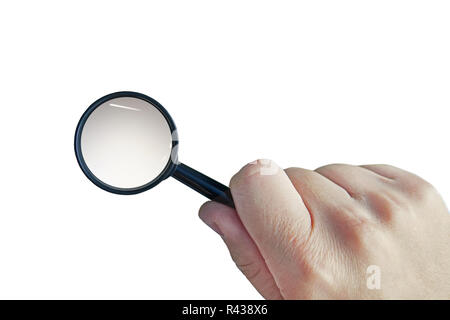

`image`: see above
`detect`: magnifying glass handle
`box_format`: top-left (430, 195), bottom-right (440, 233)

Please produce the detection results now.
top-left (172, 163), bottom-right (235, 209)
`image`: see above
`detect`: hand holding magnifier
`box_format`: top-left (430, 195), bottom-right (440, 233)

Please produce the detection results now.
top-left (74, 91), bottom-right (234, 208)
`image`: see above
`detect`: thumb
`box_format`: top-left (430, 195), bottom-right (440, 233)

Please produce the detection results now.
top-left (199, 201), bottom-right (282, 299)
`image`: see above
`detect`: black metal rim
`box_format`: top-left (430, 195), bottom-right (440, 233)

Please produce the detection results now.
top-left (74, 91), bottom-right (178, 195)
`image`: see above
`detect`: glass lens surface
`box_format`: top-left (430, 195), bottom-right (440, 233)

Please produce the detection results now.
top-left (80, 97), bottom-right (173, 189)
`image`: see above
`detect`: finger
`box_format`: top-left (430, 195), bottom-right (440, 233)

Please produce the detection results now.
top-left (315, 163), bottom-right (389, 199)
top-left (284, 166), bottom-right (354, 218)
top-left (284, 167), bottom-right (368, 236)
top-left (316, 164), bottom-right (408, 224)
top-left (229, 159), bottom-right (312, 291)
top-left (360, 164), bottom-right (426, 183)
top-left (360, 164), bottom-right (437, 198)
top-left (199, 201), bottom-right (283, 299)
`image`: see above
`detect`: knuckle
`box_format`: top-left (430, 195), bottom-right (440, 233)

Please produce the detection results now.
top-left (285, 167), bottom-right (316, 184)
top-left (315, 163), bottom-right (354, 175)
top-left (401, 175), bottom-right (440, 203)
top-left (373, 164), bottom-right (396, 170)
top-left (414, 179), bottom-right (438, 197)
top-left (364, 191), bottom-right (403, 224)
top-left (329, 204), bottom-right (377, 252)
top-left (413, 180), bottom-right (442, 207)
top-left (284, 166), bottom-right (298, 176)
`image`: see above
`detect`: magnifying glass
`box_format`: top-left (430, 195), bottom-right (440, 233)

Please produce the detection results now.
top-left (74, 91), bottom-right (234, 208)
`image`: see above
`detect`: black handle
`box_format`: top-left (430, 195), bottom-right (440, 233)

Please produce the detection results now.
top-left (172, 163), bottom-right (235, 208)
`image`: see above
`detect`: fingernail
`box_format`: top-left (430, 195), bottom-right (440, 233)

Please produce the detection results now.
top-left (246, 159), bottom-right (280, 176)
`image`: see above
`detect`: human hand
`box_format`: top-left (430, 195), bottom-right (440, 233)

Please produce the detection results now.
top-left (199, 160), bottom-right (450, 299)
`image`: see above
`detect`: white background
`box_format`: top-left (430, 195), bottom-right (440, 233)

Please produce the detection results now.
top-left (0, 1), bottom-right (448, 299)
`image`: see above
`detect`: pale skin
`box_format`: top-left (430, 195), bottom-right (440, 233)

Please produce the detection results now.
top-left (199, 160), bottom-right (450, 299)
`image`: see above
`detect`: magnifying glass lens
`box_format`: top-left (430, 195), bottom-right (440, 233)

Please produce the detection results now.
top-left (76, 92), bottom-right (233, 207)
top-left (80, 97), bottom-right (173, 189)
